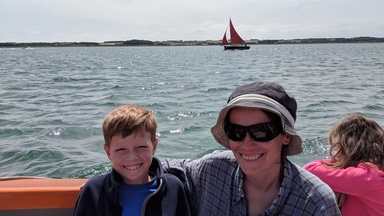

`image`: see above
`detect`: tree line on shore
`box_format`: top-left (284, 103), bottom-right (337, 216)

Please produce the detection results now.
top-left (1, 37), bottom-right (383, 48)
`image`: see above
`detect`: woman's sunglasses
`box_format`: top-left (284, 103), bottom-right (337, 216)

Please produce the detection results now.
top-left (224, 122), bottom-right (281, 142)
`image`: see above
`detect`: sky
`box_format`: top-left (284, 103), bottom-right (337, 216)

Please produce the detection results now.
top-left (1, 0), bottom-right (383, 43)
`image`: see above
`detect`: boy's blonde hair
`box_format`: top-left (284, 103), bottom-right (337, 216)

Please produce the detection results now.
top-left (102, 104), bottom-right (157, 147)
top-left (324, 113), bottom-right (384, 170)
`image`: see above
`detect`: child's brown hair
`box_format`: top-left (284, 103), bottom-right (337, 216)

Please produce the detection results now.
top-left (324, 113), bottom-right (384, 170)
top-left (102, 104), bottom-right (157, 147)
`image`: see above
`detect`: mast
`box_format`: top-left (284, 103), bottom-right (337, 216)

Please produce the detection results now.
top-left (229, 18), bottom-right (245, 44)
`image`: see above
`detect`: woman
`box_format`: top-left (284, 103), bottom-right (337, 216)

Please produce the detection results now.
top-left (163, 81), bottom-right (340, 216)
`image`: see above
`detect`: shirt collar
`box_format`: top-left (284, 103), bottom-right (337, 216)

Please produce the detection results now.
top-left (232, 165), bottom-right (245, 205)
top-left (231, 159), bottom-right (295, 214)
top-left (265, 159), bottom-right (294, 214)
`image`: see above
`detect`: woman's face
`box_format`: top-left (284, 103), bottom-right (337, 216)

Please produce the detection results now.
top-left (228, 107), bottom-right (291, 177)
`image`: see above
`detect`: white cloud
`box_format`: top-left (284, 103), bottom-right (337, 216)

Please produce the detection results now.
top-left (1, 0), bottom-right (383, 42)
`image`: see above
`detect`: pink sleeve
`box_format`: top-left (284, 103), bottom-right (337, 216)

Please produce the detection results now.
top-left (303, 160), bottom-right (383, 196)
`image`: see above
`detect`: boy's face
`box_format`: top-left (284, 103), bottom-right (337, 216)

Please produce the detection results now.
top-left (104, 131), bottom-right (158, 185)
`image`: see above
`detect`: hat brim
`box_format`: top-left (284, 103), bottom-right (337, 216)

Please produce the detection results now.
top-left (211, 103), bottom-right (302, 156)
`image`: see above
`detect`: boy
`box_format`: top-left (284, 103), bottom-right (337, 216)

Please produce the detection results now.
top-left (73, 104), bottom-right (190, 216)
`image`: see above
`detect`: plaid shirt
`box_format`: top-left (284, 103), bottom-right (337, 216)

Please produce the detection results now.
top-left (163, 150), bottom-right (341, 216)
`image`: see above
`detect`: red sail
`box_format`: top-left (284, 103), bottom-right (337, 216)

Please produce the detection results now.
top-left (221, 28), bottom-right (228, 45)
top-left (229, 18), bottom-right (245, 44)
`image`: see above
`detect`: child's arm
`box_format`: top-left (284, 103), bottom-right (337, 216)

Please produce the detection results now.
top-left (303, 160), bottom-right (382, 196)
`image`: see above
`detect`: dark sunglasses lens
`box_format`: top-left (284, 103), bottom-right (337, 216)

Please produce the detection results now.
top-left (225, 123), bottom-right (280, 142)
top-left (225, 124), bottom-right (246, 141)
top-left (249, 123), bottom-right (279, 142)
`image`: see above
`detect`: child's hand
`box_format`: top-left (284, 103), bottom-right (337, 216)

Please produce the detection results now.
top-left (334, 191), bottom-right (345, 208)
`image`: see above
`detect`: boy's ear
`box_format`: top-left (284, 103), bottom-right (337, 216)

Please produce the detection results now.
top-left (104, 144), bottom-right (112, 160)
top-left (152, 138), bottom-right (159, 154)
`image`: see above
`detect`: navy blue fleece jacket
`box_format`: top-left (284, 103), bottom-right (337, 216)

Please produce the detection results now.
top-left (73, 157), bottom-right (191, 216)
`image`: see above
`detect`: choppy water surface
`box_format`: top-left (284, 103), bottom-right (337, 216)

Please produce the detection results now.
top-left (0, 44), bottom-right (383, 178)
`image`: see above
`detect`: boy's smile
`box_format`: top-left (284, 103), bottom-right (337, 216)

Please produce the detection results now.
top-left (122, 164), bottom-right (142, 170)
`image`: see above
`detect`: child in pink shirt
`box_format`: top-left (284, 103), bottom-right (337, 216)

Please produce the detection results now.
top-left (303, 113), bottom-right (384, 216)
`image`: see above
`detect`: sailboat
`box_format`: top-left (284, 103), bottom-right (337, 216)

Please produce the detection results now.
top-left (221, 18), bottom-right (250, 50)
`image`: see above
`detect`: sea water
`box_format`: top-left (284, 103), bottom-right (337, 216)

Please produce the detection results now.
top-left (0, 43), bottom-right (383, 178)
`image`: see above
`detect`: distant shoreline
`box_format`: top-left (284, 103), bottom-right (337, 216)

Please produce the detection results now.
top-left (1, 37), bottom-right (383, 48)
